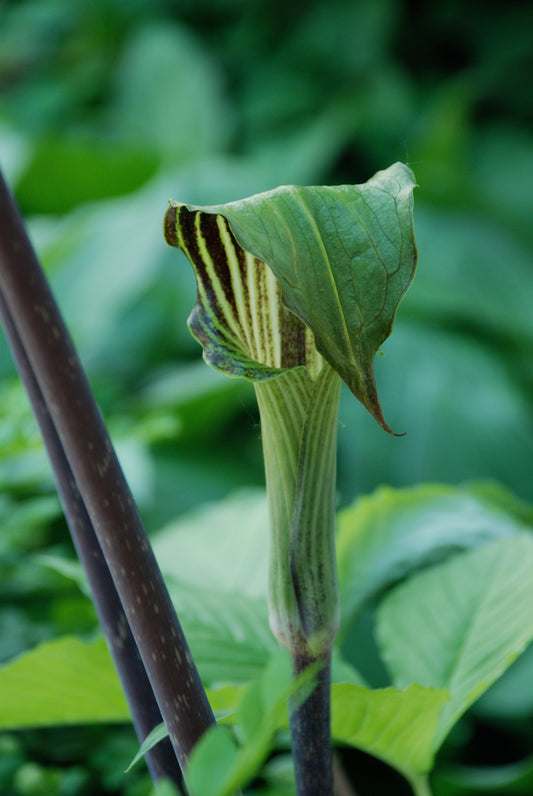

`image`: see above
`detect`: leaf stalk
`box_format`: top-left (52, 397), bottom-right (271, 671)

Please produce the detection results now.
top-left (255, 363), bottom-right (341, 795)
top-left (0, 170), bottom-right (215, 780)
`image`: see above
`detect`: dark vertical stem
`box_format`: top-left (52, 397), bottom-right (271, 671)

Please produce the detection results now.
top-left (0, 169), bottom-right (215, 769)
top-left (0, 292), bottom-right (184, 790)
top-left (289, 651), bottom-right (333, 796)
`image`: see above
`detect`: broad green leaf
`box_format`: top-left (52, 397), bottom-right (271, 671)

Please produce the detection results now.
top-left (15, 136), bottom-right (159, 214)
top-left (336, 482), bottom-right (530, 631)
top-left (376, 535), bottom-right (533, 749)
top-left (0, 636), bottom-right (129, 729)
top-left (331, 682), bottom-right (449, 780)
top-left (153, 489), bottom-right (269, 598)
top-left (208, 684), bottom-right (244, 723)
top-left (186, 726), bottom-right (239, 796)
top-left (168, 584), bottom-right (276, 686)
top-left (186, 660), bottom-right (446, 794)
top-left (0, 632), bottom-right (243, 731)
top-left (164, 161), bottom-right (417, 431)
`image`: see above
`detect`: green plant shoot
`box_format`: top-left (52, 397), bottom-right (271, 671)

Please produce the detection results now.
top-left (164, 161), bottom-right (417, 795)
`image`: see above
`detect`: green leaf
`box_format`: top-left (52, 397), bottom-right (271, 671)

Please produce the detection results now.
top-left (167, 584), bottom-right (276, 686)
top-left (0, 636), bottom-right (129, 729)
top-left (0, 630), bottom-right (244, 733)
top-left (164, 161), bottom-right (417, 431)
top-left (153, 492), bottom-right (276, 685)
top-left (149, 781), bottom-right (183, 796)
top-left (376, 535), bottom-right (533, 749)
top-left (336, 482), bottom-right (530, 631)
top-left (15, 136), bottom-right (159, 214)
top-left (186, 725), bottom-right (239, 796)
top-left (433, 756), bottom-right (533, 795)
top-left (153, 489), bottom-right (269, 598)
top-left (126, 722), bottom-right (169, 772)
top-left (331, 682), bottom-right (449, 780)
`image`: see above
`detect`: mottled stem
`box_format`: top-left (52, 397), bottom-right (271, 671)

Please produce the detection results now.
top-left (289, 652), bottom-right (333, 796)
top-left (0, 170), bottom-right (215, 773)
top-left (0, 291), bottom-right (184, 790)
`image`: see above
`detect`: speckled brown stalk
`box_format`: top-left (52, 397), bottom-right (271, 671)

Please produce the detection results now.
top-left (0, 291), bottom-right (185, 790)
top-left (0, 170), bottom-right (215, 773)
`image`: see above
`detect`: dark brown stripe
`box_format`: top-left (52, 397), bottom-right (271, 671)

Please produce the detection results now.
top-left (199, 213), bottom-right (242, 321)
top-left (173, 207), bottom-right (220, 317)
top-left (280, 303), bottom-right (307, 369)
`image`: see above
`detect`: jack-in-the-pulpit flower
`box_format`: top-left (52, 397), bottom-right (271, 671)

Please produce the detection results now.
top-left (163, 162), bottom-right (417, 660)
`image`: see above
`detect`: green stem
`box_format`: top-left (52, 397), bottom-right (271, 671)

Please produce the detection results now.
top-left (255, 362), bottom-right (341, 796)
top-left (254, 363), bottom-right (341, 657)
top-left (408, 773), bottom-right (434, 796)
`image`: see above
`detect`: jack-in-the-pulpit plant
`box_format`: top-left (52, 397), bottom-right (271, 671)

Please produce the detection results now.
top-left (164, 162), bottom-right (418, 796)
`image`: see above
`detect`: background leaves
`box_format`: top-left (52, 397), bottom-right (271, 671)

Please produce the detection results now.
top-left (377, 535), bottom-right (533, 749)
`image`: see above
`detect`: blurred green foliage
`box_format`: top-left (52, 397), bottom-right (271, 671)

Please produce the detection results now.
top-left (1, 0), bottom-right (533, 793)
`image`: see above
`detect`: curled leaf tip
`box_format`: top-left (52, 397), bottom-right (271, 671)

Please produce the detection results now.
top-left (366, 394), bottom-right (405, 437)
top-left (163, 204), bottom-right (179, 247)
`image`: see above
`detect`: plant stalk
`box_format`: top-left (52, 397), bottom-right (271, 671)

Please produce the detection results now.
top-left (0, 169), bottom-right (215, 773)
top-left (0, 290), bottom-right (185, 790)
top-left (289, 651), bottom-right (333, 796)
top-left (255, 363), bottom-right (341, 796)
top-left (408, 774), bottom-right (434, 796)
